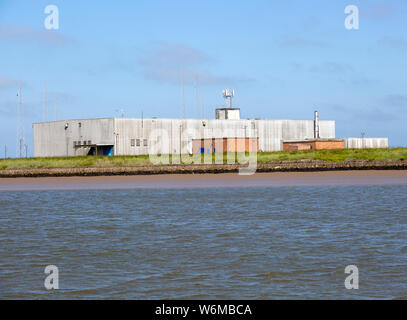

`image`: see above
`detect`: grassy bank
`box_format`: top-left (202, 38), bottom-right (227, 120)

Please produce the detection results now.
top-left (0, 148), bottom-right (407, 171)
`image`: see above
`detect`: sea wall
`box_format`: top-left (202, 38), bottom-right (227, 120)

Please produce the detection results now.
top-left (1, 160), bottom-right (406, 178)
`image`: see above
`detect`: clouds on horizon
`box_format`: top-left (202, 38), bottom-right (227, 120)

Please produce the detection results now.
top-left (377, 36), bottom-right (407, 49)
top-left (277, 34), bottom-right (328, 48)
top-left (0, 76), bottom-right (17, 89)
top-left (139, 42), bottom-right (254, 86)
top-left (308, 62), bottom-right (354, 74)
top-left (0, 24), bottom-right (71, 46)
top-left (326, 92), bottom-right (407, 124)
top-left (362, 2), bottom-right (394, 21)
top-left (379, 94), bottom-right (407, 109)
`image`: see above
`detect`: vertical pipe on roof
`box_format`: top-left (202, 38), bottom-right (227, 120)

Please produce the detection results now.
top-left (314, 110), bottom-right (320, 139)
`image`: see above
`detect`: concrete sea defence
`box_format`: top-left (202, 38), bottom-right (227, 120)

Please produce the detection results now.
top-left (1, 160), bottom-right (407, 178)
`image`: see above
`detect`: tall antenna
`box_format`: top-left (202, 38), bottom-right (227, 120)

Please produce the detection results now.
top-left (181, 69), bottom-right (185, 118)
top-left (116, 108), bottom-right (124, 118)
top-left (222, 88), bottom-right (234, 108)
top-left (202, 93), bottom-right (205, 119)
top-left (55, 92), bottom-right (59, 121)
top-left (194, 74), bottom-right (198, 118)
top-left (44, 81), bottom-right (48, 121)
top-left (17, 79), bottom-right (25, 158)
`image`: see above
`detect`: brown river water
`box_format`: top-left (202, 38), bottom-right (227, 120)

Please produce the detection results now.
top-left (1, 171), bottom-right (407, 299)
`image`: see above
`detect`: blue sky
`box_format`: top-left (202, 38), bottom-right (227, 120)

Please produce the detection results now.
top-left (1, 0), bottom-right (406, 156)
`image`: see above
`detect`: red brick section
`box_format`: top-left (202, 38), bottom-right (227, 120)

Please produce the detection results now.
top-left (283, 144), bottom-right (312, 151)
top-left (314, 141), bottom-right (344, 150)
top-left (193, 138), bottom-right (259, 153)
top-left (283, 140), bottom-right (344, 151)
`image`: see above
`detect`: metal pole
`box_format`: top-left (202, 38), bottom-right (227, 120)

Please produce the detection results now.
top-left (194, 74), bottom-right (198, 118)
top-left (44, 81), bottom-right (48, 122)
top-left (20, 138), bottom-right (23, 159)
top-left (55, 93), bottom-right (59, 121)
top-left (181, 69), bottom-right (185, 118)
top-left (18, 80), bottom-right (24, 158)
top-left (314, 110), bottom-right (320, 139)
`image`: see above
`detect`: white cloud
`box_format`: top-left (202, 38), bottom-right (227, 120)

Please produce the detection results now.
top-left (0, 76), bottom-right (17, 89)
top-left (278, 34), bottom-right (327, 48)
top-left (0, 25), bottom-right (70, 46)
top-left (377, 36), bottom-right (407, 49)
top-left (139, 42), bottom-right (254, 85)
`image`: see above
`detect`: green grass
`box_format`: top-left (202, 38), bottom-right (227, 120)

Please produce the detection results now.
top-left (0, 148), bottom-right (406, 170)
top-left (257, 148), bottom-right (407, 163)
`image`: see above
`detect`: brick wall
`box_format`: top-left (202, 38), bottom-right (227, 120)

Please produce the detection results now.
top-left (283, 140), bottom-right (344, 151)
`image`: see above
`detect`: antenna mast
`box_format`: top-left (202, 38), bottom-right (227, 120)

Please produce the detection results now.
top-left (17, 79), bottom-right (25, 158)
top-left (44, 81), bottom-right (48, 121)
top-left (55, 92), bottom-right (59, 121)
top-left (194, 74), bottom-right (198, 118)
top-left (222, 88), bottom-right (235, 108)
top-left (202, 94), bottom-right (205, 119)
top-left (181, 69), bottom-right (185, 118)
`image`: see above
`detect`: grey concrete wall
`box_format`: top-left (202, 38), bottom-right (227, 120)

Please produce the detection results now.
top-left (114, 118), bottom-right (335, 155)
top-left (33, 118), bottom-right (114, 157)
top-left (344, 138), bottom-right (388, 149)
top-left (33, 117), bottom-right (336, 157)
top-left (114, 118), bottom-right (251, 156)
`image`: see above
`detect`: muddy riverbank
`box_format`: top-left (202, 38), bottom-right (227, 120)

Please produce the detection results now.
top-left (0, 160), bottom-right (407, 178)
top-left (1, 170), bottom-right (407, 192)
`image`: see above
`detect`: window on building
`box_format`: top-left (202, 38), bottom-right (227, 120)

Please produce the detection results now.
top-left (131, 139), bottom-right (135, 147)
top-left (143, 139), bottom-right (148, 147)
top-left (136, 139), bottom-right (141, 146)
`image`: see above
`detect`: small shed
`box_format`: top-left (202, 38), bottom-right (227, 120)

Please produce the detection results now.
top-left (283, 139), bottom-right (345, 151)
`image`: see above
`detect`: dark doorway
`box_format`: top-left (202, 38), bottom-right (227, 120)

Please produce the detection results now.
top-left (87, 145), bottom-right (114, 156)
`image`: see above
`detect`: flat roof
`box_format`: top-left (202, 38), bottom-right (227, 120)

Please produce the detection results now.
top-left (33, 117), bottom-right (336, 124)
top-left (283, 139), bottom-right (344, 143)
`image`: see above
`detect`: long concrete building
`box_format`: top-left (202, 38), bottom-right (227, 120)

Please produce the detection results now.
top-left (32, 108), bottom-right (388, 157)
